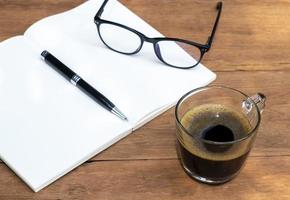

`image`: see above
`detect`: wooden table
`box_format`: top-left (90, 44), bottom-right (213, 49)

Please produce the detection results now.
top-left (1, 0), bottom-right (290, 199)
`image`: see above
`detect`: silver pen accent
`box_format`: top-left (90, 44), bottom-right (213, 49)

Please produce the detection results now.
top-left (111, 107), bottom-right (128, 121)
top-left (70, 74), bottom-right (81, 86)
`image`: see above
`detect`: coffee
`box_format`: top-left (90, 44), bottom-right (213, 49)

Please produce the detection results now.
top-left (177, 104), bottom-right (252, 182)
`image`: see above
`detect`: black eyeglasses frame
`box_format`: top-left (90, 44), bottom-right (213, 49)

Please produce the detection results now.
top-left (94, 0), bottom-right (223, 69)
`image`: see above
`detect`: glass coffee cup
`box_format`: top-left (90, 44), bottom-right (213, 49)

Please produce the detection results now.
top-left (175, 86), bottom-right (266, 184)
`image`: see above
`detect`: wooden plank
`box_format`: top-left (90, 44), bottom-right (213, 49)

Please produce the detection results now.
top-left (1, 0), bottom-right (290, 71)
top-left (0, 157), bottom-right (290, 199)
top-left (0, 0), bottom-right (83, 40)
top-left (121, 0), bottom-right (290, 71)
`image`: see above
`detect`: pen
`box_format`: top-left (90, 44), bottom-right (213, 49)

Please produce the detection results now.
top-left (41, 50), bottom-right (128, 121)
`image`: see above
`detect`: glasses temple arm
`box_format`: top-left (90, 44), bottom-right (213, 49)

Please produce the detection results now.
top-left (206, 1), bottom-right (223, 50)
top-left (95, 0), bottom-right (110, 20)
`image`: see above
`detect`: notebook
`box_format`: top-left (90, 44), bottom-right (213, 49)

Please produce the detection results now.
top-left (0, 0), bottom-right (216, 192)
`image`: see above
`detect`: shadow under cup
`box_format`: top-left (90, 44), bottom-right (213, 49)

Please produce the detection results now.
top-left (175, 86), bottom-right (266, 184)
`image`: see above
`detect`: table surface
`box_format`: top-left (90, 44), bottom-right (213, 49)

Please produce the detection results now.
top-left (0, 0), bottom-right (290, 199)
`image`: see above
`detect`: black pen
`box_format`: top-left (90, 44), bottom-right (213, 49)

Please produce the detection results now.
top-left (41, 50), bottom-right (128, 121)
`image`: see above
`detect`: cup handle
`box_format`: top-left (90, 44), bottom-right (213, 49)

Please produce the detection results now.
top-left (242, 93), bottom-right (266, 114)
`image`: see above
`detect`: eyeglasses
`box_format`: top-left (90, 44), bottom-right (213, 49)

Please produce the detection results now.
top-left (94, 0), bottom-right (222, 69)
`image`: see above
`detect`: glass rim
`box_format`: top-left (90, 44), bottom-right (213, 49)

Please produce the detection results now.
top-left (175, 85), bottom-right (261, 145)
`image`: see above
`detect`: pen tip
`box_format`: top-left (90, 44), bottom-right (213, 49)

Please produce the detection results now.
top-left (119, 114), bottom-right (129, 121)
top-left (112, 107), bottom-right (128, 121)
top-left (120, 115), bottom-right (128, 121)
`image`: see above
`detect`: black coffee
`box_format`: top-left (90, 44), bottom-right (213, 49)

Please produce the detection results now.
top-left (177, 104), bottom-right (252, 182)
top-left (177, 142), bottom-right (249, 180)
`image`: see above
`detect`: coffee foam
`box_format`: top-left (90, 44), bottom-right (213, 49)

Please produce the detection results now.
top-left (178, 104), bottom-right (254, 161)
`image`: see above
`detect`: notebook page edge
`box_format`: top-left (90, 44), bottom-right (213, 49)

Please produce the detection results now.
top-left (33, 127), bottom-right (133, 192)
top-left (133, 72), bottom-right (216, 131)
top-left (23, 0), bottom-right (98, 38)
top-left (0, 127), bottom-right (133, 192)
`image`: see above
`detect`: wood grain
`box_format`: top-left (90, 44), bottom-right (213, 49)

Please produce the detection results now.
top-left (122, 0), bottom-right (290, 71)
top-left (0, 0), bottom-right (289, 199)
top-left (1, 157), bottom-right (290, 199)
top-left (1, 0), bottom-right (290, 71)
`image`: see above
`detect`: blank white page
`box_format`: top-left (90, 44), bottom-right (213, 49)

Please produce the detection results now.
top-left (25, 0), bottom-right (216, 126)
top-left (0, 36), bottom-right (132, 192)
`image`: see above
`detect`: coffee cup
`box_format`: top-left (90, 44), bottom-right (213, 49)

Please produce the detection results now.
top-left (175, 86), bottom-right (266, 184)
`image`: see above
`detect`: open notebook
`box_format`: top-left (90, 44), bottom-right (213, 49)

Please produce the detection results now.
top-left (0, 0), bottom-right (216, 192)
